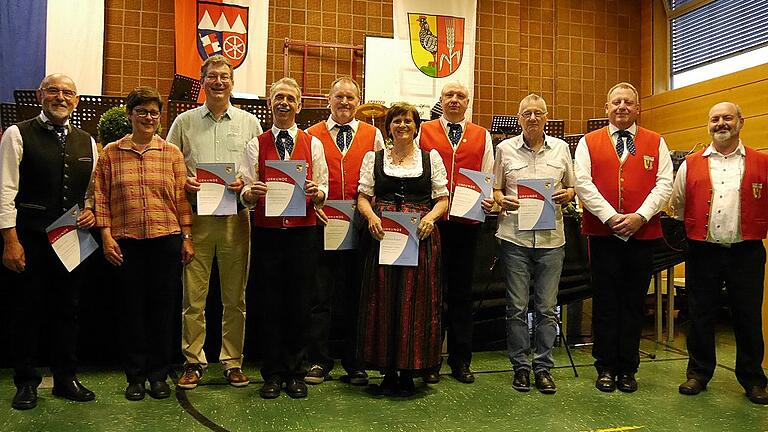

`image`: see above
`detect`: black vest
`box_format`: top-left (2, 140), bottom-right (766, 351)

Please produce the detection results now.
top-left (16, 118), bottom-right (94, 233)
top-left (373, 149), bottom-right (432, 206)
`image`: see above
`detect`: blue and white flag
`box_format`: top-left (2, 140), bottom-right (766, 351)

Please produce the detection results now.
top-left (0, 0), bottom-right (104, 103)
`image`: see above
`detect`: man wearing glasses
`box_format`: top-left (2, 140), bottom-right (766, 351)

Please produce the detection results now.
top-left (167, 55), bottom-right (263, 390)
top-left (417, 82), bottom-right (494, 384)
top-left (0, 74), bottom-right (98, 409)
top-left (493, 94), bottom-right (575, 394)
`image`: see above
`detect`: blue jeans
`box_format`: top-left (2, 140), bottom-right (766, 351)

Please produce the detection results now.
top-left (500, 240), bottom-right (564, 373)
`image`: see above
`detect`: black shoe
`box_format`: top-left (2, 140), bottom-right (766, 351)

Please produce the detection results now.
top-left (396, 373), bottom-right (415, 397)
top-left (285, 378), bottom-right (308, 399)
top-left (423, 371), bottom-right (440, 384)
top-left (595, 371), bottom-right (616, 392)
top-left (534, 370), bottom-right (557, 394)
top-left (341, 370), bottom-right (369, 386)
top-left (52, 379), bottom-right (95, 402)
top-left (679, 378), bottom-right (706, 395)
top-left (616, 373), bottom-right (638, 393)
top-left (377, 373), bottom-right (398, 396)
top-left (259, 379), bottom-right (281, 399)
top-left (125, 382), bottom-right (146, 401)
top-left (451, 365), bottom-right (475, 384)
top-left (746, 386), bottom-right (768, 405)
top-left (512, 369), bottom-right (530, 392)
top-left (12, 385), bottom-right (38, 410)
top-left (148, 380), bottom-right (171, 399)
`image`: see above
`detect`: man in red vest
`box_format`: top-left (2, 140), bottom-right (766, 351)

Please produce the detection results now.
top-left (671, 102), bottom-right (768, 405)
top-left (240, 77), bottom-right (329, 399)
top-left (574, 82), bottom-right (673, 393)
top-left (417, 82), bottom-right (494, 384)
top-left (304, 77), bottom-right (383, 386)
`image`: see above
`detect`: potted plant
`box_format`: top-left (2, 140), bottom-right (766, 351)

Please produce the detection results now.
top-left (97, 106), bottom-right (131, 145)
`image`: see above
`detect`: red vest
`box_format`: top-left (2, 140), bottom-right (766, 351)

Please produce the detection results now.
top-left (252, 129), bottom-right (317, 228)
top-left (306, 121), bottom-right (376, 200)
top-left (581, 126), bottom-right (662, 239)
top-left (419, 119), bottom-right (486, 223)
top-left (684, 146), bottom-right (768, 240)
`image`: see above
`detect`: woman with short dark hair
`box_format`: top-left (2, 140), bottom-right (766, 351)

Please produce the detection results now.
top-left (356, 102), bottom-right (449, 396)
top-left (94, 86), bottom-right (193, 401)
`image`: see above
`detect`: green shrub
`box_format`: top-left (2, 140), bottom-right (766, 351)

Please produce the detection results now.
top-left (97, 106), bottom-right (131, 144)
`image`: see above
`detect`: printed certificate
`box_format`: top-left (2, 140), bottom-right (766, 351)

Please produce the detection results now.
top-left (46, 205), bottom-right (98, 272)
top-left (324, 200), bottom-right (358, 250)
top-left (196, 162), bottom-right (237, 215)
top-left (379, 211), bottom-right (420, 266)
top-left (517, 178), bottom-right (556, 230)
top-left (264, 160), bottom-right (307, 217)
top-left (449, 168), bottom-right (494, 222)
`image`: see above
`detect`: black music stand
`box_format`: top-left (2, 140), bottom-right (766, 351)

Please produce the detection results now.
top-left (296, 107), bottom-right (330, 130)
top-left (167, 100), bottom-right (202, 127)
top-left (544, 119), bottom-right (565, 138)
top-left (490, 115), bottom-right (521, 136)
top-left (563, 134), bottom-right (584, 158)
top-left (13, 89), bottom-right (40, 124)
top-left (71, 95), bottom-right (126, 138)
top-left (1, 103), bottom-right (18, 131)
top-left (169, 74), bottom-right (201, 102)
top-left (231, 97), bottom-right (272, 129)
top-left (586, 118), bottom-right (609, 132)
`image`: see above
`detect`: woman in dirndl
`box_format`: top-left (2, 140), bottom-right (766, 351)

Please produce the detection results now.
top-left (356, 102), bottom-right (449, 396)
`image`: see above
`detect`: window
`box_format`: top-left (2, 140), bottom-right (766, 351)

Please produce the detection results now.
top-left (669, 0), bottom-right (768, 89)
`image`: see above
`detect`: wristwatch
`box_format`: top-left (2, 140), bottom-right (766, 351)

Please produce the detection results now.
top-left (182, 233), bottom-right (193, 240)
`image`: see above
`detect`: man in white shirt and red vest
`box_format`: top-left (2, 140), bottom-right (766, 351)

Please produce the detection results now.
top-left (417, 82), bottom-right (494, 384)
top-left (671, 102), bottom-right (768, 405)
top-left (304, 77), bottom-right (383, 386)
top-left (574, 82), bottom-right (673, 393)
top-left (240, 77), bottom-right (329, 399)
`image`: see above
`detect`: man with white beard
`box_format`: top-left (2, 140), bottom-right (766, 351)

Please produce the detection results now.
top-left (671, 102), bottom-right (768, 405)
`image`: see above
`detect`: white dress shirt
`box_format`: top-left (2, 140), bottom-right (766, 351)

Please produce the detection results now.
top-left (324, 117), bottom-right (385, 154)
top-left (671, 142), bottom-right (745, 244)
top-left (238, 124), bottom-right (329, 205)
top-left (493, 134), bottom-right (575, 248)
top-left (0, 113), bottom-right (98, 229)
top-left (574, 122), bottom-right (673, 223)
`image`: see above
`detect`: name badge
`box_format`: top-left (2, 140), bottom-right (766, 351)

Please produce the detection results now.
top-left (753, 182), bottom-right (763, 199)
top-left (643, 155), bottom-right (655, 171)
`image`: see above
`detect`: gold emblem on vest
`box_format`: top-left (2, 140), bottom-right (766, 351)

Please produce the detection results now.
top-left (643, 155), bottom-right (654, 171)
top-left (753, 182), bottom-right (763, 199)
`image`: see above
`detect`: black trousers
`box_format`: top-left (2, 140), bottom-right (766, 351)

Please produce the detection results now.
top-left (253, 226), bottom-right (318, 381)
top-left (9, 231), bottom-right (86, 388)
top-left (685, 240), bottom-right (767, 390)
top-left (116, 235), bottom-right (181, 384)
top-left (437, 220), bottom-right (481, 368)
top-left (307, 247), bottom-right (365, 373)
top-left (589, 236), bottom-right (654, 374)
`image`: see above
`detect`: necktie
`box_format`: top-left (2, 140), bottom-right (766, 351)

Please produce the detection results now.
top-left (616, 130), bottom-right (635, 157)
top-left (336, 124), bottom-right (352, 153)
top-left (51, 124), bottom-right (67, 149)
top-left (276, 130), bottom-right (294, 160)
top-left (448, 123), bottom-right (462, 146)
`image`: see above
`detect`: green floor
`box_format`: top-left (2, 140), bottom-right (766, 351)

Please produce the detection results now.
top-left (2, 332), bottom-right (767, 432)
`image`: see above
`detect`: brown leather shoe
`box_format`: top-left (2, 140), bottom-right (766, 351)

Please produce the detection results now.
top-left (595, 371), bottom-right (616, 392)
top-left (679, 378), bottom-right (706, 395)
top-left (746, 386), bottom-right (768, 405)
top-left (225, 367), bottom-right (250, 387)
top-left (177, 364), bottom-right (203, 389)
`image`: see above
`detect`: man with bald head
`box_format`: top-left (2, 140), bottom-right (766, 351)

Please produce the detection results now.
top-left (0, 74), bottom-right (98, 409)
top-left (671, 102), bottom-right (768, 405)
top-left (574, 82), bottom-right (673, 393)
top-left (418, 81), bottom-right (494, 384)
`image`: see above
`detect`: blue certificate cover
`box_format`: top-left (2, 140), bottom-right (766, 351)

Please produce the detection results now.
top-left (196, 162), bottom-right (237, 215)
top-left (379, 211), bottom-right (420, 267)
top-left (46, 204), bottom-right (98, 272)
top-left (264, 160), bottom-right (307, 217)
top-left (449, 168), bottom-right (494, 222)
top-left (323, 200), bottom-right (358, 250)
top-left (517, 178), bottom-right (556, 230)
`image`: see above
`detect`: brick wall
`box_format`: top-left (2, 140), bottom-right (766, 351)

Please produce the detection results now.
top-left (103, 0), bottom-right (640, 134)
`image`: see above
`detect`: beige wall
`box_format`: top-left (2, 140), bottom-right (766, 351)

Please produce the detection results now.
top-left (641, 0), bottom-right (768, 366)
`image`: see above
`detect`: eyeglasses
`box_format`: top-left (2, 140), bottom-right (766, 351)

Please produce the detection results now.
top-left (205, 74), bottom-right (231, 82)
top-left (519, 110), bottom-right (547, 119)
top-left (133, 109), bottom-right (161, 119)
top-left (41, 87), bottom-right (77, 100)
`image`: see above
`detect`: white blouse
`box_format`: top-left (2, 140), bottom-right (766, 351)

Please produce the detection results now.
top-left (358, 143), bottom-right (449, 199)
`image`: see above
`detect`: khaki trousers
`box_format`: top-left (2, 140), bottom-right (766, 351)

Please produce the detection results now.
top-left (182, 209), bottom-right (250, 370)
